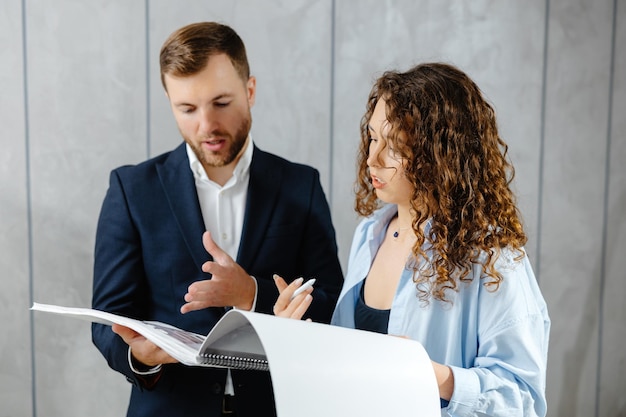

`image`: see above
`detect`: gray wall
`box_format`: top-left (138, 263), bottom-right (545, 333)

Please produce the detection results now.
top-left (1, 0), bottom-right (624, 416)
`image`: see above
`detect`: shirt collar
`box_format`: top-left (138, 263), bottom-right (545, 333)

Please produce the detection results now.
top-left (186, 135), bottom-right (254, 184)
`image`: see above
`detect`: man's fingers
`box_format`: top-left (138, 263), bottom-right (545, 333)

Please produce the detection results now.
top-left (193, 231), bottom-right (256, 309)
top-left (201, 259), bottom-right (228, 276)
top-left (182, 280), bottom-right (215, 311)
top-left (113, 324), bottom-right (178, 365)
top-left (202, 231), bottom-right (231, 265)
top-left (187, 279), bottom-right (213, 294)
top-left (112, 324), bottom-right (140, 343)
top-left (181, 300), bottom-right (211, 314)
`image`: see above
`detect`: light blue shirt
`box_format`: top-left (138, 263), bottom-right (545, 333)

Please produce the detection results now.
top-left (331, 204), bottom-right (550, 417)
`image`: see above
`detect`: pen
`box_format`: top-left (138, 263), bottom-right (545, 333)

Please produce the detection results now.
top-left (290, 278), bottom-right (316, 300)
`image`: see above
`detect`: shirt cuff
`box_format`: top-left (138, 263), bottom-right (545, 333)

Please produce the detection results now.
top-left (445, 365), bottom-right (480, 414)
top-left (233, 275), bottom-right (258, 311)
top-left (128, 346), bottom-right (162, 375)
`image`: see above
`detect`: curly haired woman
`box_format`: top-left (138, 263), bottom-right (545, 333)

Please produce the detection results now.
top-left (275, 62), bottom-right (550, 417)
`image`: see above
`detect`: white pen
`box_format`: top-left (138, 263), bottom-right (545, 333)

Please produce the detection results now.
top-left (290, 278), bottom-right (316, 300)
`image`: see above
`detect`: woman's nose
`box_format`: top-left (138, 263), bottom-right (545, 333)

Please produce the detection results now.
top-left (367, 145), bottom-right (381, 167)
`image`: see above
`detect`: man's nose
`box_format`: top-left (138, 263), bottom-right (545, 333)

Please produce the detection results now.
top-left (198, 109), bottom-right (218, 134)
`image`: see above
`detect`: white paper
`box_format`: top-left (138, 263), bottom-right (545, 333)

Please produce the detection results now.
top-left (31, 302), bottom-right (206, 365)
top-left (230, 310), bottom-right (441, 417)
top-left (32, 303), bottom-right (440, 416)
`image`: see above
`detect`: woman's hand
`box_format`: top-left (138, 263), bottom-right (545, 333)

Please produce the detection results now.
top-left (272, 274), bottom-right (313, 320)
top-left (431, 360), bottom-right (454, 401)
top-left (389, 334), bottom-right (454, 400)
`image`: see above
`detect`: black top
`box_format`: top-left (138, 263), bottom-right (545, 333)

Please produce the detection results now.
top-left (354, 282), bottom-right (391, 334)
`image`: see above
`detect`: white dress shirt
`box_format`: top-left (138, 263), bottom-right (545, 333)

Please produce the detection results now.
top-left (186, 138), bottom-right (252, 258)
top-left (186, 137), bottom-right (255, 396)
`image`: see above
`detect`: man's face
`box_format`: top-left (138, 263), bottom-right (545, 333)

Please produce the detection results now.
top-left (164, 53), bottom-right (256, 174)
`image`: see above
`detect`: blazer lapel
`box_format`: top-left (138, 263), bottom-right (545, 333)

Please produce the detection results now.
top-left (237, 147), bottom-right (282, 269)
top-left (156, 143), bottom-right (209, 268)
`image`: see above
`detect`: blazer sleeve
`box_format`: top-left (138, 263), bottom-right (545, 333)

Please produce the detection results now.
top-left (292, 169), bottom-right (343, 323)
top-left (250, 165), bottom-right (344, 324)
top-left (91, 169), bottom-right (152, 388)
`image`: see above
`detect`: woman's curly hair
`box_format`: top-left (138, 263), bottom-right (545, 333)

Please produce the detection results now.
top-left (355, 62), bottom-right (527, 302)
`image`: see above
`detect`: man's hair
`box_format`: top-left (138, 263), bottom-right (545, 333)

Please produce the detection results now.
top-left (355, 62), bottom-right (527, 302)
top-left (159, 22), bottom-right (250, 89)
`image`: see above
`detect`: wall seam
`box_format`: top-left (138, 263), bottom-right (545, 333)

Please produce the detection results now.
top-left (328, 0), bottom-right (336, 209)
top-left (535, 0), bottom-right (550, 283)
top-left (22, 0), bottom-right (36, 415)
top-left (595, 1), bottom-right (618, 416)
top-left (146, 0), bottom-right (151, 159)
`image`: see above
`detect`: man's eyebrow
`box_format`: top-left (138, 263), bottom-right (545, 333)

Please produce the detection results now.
top-left (173, 93), bottom-right (233, 107)
top-left (212, 93), bottom-right (232, 101)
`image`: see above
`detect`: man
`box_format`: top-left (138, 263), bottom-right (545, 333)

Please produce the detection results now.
top-left (92, 22), bottom-right (343, 417)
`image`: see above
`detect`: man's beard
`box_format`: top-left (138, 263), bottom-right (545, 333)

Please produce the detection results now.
top-left (186, 114), bottom-right (251, 168)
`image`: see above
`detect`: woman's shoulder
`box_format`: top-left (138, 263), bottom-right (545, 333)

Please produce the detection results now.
top-left (473, 248), bottom-right (548, 320)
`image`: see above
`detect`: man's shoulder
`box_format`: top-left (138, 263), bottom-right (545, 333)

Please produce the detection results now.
top-left (253, 147), bottom-right (319, 175)
top-left (112, 144), bottom-right (185, 176)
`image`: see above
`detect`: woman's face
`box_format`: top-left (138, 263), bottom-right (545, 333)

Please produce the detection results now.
top-left (366, 98), bottom-right (414, 206)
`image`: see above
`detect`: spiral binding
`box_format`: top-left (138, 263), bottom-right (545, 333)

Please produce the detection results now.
top-left (199, 353), bottom-right (269, 371)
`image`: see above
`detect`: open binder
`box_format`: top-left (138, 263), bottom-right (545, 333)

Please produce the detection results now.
top-left (32, 302), bottom-right (440, 416)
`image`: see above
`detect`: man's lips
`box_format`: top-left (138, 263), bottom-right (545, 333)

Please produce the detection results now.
top-left (202, 138), bottom-right (226, 151)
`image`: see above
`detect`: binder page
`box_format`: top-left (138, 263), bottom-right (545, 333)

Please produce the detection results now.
top-left (198, 311), bottom-right (266, 358)
top-left (31, 302), bottom-right (204, 365)
top-left (232, 310), bottom-right (441, 417)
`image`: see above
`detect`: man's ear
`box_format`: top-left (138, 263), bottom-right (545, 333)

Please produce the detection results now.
top-left (246, 76), bottom-right (257, 107)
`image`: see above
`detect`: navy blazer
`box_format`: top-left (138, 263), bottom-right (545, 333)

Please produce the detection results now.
top-left (92, 143), bottom-right (343, 417)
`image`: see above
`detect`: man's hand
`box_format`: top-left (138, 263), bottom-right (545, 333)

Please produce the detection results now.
top-left (112, 324), bottom-right (178, 367)
top-left (181, 231), bottom-right (256, 313)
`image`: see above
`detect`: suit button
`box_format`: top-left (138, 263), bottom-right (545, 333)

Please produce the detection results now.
top-left (210, 382), bottom-right (222, 395)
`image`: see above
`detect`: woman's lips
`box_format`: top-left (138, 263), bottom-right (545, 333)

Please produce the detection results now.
top-left (371, 175), bottom-right (386, 189)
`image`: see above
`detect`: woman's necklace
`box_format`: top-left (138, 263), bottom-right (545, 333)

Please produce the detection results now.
top-left (392, 227), bottom-right (410, 240)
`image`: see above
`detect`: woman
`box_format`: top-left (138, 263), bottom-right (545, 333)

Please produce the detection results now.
top-left (275, 62), bottom-right (550, 416)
